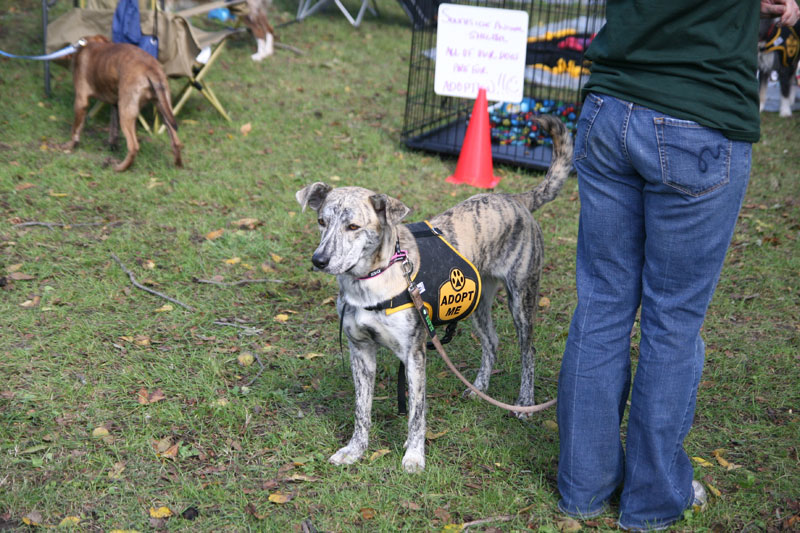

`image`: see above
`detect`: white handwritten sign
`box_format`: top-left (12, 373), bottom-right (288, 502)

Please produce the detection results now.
top-left (434, 3), bottom-right (529, 103)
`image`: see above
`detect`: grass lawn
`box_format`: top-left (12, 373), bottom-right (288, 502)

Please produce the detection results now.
top-left (1, 0), bottom-right (798, 531)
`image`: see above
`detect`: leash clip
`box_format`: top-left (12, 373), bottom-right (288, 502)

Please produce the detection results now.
top-left (74, 38), bottom-right (87, 49)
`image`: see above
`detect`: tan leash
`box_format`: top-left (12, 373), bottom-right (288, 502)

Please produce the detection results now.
top-left (401, 257), bottom-right (557, 414)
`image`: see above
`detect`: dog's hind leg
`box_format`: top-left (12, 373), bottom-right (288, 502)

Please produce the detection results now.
top-left (466, 278), bottom-right (501, 397)
top-left (330, 340), bottom-right (377, 466)
top-left (108, 105), bottom-right (120, 151)
top-left (64, 91), bottom-right (91, 150)
top-left (504, 273), bottom-right (540, 418)
top-left (114, 101), bottom-right (140, 172)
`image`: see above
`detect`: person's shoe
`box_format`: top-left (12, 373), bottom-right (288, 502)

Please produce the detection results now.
top-left (692, 480), bottom-right (708, 511)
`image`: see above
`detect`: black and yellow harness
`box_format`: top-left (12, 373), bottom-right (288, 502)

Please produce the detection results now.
top-left (363, 221), bottom-right (482, 326)
top-left (761, 22), bottom-right (800, 68)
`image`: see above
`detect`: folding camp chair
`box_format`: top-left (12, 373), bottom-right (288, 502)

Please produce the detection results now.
top-left (46, 0), bottom-right (241, 133)
top-left (296, 0), bottom-right (379, 27)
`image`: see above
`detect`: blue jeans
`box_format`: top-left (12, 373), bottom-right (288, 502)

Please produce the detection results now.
top-left (557, 94), bottom-right (752, 530)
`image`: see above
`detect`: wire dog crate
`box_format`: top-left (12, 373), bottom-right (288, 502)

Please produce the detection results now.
top-left (402, 0), bottom-right (605, 170)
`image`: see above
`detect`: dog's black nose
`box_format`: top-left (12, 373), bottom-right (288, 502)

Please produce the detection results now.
top-left (311, 253), bottom-right (329, 270)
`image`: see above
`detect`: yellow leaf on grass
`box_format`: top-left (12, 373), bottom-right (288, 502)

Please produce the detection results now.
top-left (543, 420), bottom-right (559, 432)
top-left (426, 429), bottom-right (448, 440)
top-left (298, 352), bottom-right (324, 360)
top-left (238, 353), bottom-right (255, 366)
top-left (538, 296), bottom-right (551, 308)
top-left (8, 263), bottom-right (23, 273)
top-left (442, 525), bottom-right (464, 532)
top-left (370, 449), bottom-right (391, 462)
top-left (92, 427), bottom-right (110, 438)
top-left (60, 516), bottom-right (81, 527)
top-left (155, 304), bottom-right (173, 313)
top-left (224, 257), bottom-right (241, 265)
top-left (240, 123), bottom-right (252, 136)
top-left (360, 507), bottom-right (376, 520)
top-left (109, 530), bottom-right (140, 533)
top-left (270, 253), bottom-right (283, 263)
top-left (274, 314), bottom-right (289, 323)
top-left (143, 260), bottom-right (156, 270)
top-left (48, 190), bottom-right (68, 197)
top-left (692, 456), bottom-right (714, 468)
top-left (712, 448), bottom-right (730, 468)
top-left (149, 506), bottom-right (173, 518)
top-left (205, 229), bottom-right (224, 240)
top-left (268, 492), bottom-right (292, 504)
top-left (706, 481), bottom-right (722, 497)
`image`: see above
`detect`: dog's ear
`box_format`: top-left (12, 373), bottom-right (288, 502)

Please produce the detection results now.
top-left (295, 182), bottom-right (331, 212)
top-left (369, 194), bottom-right (410, 226)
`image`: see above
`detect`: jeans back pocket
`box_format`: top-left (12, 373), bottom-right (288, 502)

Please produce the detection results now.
top-left (574, 93), bottom-right (604, 162)
top-left (654, 117), bottom-right (731, 197)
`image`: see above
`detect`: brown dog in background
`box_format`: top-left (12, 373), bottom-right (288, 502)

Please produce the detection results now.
top-left (64, 35), bottom-right (182, 172)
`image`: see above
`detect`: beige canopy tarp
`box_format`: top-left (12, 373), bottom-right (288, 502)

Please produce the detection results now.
top-left (46, 6), bottom-right (232, 78)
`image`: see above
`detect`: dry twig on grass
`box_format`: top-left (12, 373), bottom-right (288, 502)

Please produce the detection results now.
top-left (195, 277), bottom-right (283, 286)
top-left (110, 253), bottom-right (196, 311)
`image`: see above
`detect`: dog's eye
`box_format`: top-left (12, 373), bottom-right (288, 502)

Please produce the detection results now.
top-left (317, 218), bottom-right (326, 227)
top-left (347, 224), bottom-right (360, 231)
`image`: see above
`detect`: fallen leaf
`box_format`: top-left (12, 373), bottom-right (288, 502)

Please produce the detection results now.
top-left (274, 314), bottom-right (289, 323)
top-left (286, 473), bottom-right (320, 482)
top-left (270, 253), bottom-right (283, 263)
top-left (160, 443), bottom-right (179, 459)
top-left (238, 353), bottom-right (255, 366)
top-left (92, 427), bottom-right (110, 439)
top-left (15, 183), bottom-right (36, 191)
top-left (556, 517), bottom-right (582, 532)
top-left (7, 263), bottom-right (23, 273)
top-left (224, 257), bottom-right (241, 265)
top-left (205, 229), bottom-right (224, 240)
top-left (692, 456), bottom-right (714, 468)
top-left (136, 388), bottom-right (149, 405)
top-left (442, 525), bottom-right (463, 532)
top-left (231, 218), bottom-right (262, 230)
top-left (22, 512), bottom-right (44, 526)
top-left (48, 190), bottom-right (68, 197)
top-left (543, 420), bottom-right (559, 432)
top-left (712, 449), bottom-right (730, 468)
top-left (360, 507), bottom-right (376, 520)
top-left (59, 516), bottom-right (81, 527)
top-left (268, 492), bottom-right (292, 504)
top-left (19, 296), bottom-right (41, 308)
top-left (155, 304), bottom-right (173, 313)
top-left (143, 260), bottom-right (156, 269)
top-left (245, 503), bottom-right (268, 519)
top-left (298, 352), bottom-right (323, 360)
top-left (153, 437), bottom-right (172, 454)
top-left (706, 481), bottom-right (722, 497)
top-left (108, 461), bottom-right (126, 479)
top-left (147, 389), bottom-right (166, 403)
top-left (8, 272), bottom-right (35, 281)
top-left (426, 429), bottom-right (448, 440)
top-left (149, 506), bottom-right (173, 519)
top-left (538, 296), bottom-right (551, 308)
top-left (240, 123), bottom-right (252, 136)
top-left (370, 449), bottom-right (391, 462)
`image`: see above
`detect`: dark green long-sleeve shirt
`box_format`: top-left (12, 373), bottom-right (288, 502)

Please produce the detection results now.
top-left (583, 1), bottom-right (761, 142)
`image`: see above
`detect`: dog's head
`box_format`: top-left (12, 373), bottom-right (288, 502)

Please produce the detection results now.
top-left (296, 182), bottom-right (410, 277)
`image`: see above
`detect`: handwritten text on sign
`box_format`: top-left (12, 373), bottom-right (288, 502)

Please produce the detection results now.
top-left (434, 4), bottom-right (529, 103)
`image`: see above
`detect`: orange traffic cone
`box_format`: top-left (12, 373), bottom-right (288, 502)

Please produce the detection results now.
top-left (446, 87), bottom-right (500, 189)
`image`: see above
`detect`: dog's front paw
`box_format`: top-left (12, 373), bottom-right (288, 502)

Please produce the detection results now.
top-left (329, 444), bottom-right (365, 466)
top-left (401, 449), bottom-right (425, 473)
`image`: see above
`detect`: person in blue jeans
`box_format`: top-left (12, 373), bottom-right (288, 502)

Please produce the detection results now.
top-left (556, 0), bottom-right (800, 531)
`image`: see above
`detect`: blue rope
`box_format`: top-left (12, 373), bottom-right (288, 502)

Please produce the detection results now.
top-left (0, 42), bottom-right (82, 61)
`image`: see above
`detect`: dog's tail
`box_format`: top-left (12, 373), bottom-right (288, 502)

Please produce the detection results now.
top-left (148, 75), bottom-right (183, 167)
top-left (514, 114), bottom-right (573, 212)
top-left (148, 76), bottom-right (179, 133)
